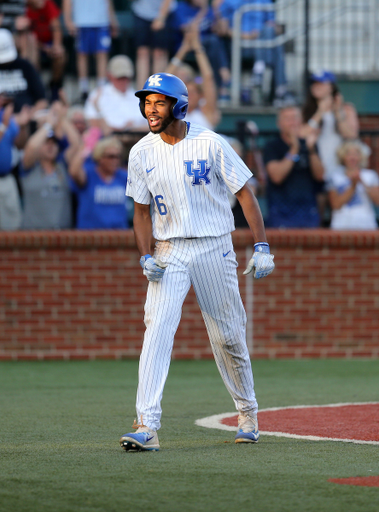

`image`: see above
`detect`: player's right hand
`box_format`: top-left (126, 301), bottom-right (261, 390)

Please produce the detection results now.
top-left (140, 254), bottom-right (168, 282)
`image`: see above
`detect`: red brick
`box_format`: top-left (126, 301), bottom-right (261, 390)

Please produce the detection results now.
top-left (1, 230), bottom-right (379, 359)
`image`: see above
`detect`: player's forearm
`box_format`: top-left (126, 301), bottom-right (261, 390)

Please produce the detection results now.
top-left (235, 184), bottom-right (267, 244)
top-left (133, 206), bottom-right (154, 256)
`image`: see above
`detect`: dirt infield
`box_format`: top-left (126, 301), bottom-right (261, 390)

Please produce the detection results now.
top-left (195, 402), bottom-right (379, 488)
top-left (196, 402), bottom-right (379, 445)
top-left (220, 403), bottom-right (379, 443)
top-left (328, 476), bottom-right (379, 487)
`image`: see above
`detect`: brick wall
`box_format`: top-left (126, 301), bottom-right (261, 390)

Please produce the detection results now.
top-left (1, 230), bottom-right (378, 360)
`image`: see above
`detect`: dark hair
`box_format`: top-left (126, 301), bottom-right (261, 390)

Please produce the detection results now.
top-left (302, 81), bottom-right (339, 122)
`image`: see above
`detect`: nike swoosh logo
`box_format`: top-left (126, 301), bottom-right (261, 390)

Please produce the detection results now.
top-left (223, 251), bottom-right (231, 257)
top-left (146, 167), bottom-right (155, 174)
top-left (146, 436), bottom-right (154, 442)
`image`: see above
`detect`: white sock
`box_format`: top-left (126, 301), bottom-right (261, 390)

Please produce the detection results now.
top-left (97, 77), bottom-right (107, 88)
top-left (79, 78), bottom-right (89, 93)
top-left (275, 84), bottom-right (287, 97)
top-left (253, 60), bottom-right (266, 75)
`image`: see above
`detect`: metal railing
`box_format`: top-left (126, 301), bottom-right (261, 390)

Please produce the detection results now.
top-left (230, 0), bottom-right (379, 107)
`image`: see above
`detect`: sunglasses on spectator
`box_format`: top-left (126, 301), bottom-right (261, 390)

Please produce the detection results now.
top-left (102, 153), bottom-right (121, 160)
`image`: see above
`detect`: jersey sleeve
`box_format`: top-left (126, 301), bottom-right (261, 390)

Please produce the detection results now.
top-left (125, 150), bottom-right (151, 205)
top-left (216, 138), bottom-right (253, 194)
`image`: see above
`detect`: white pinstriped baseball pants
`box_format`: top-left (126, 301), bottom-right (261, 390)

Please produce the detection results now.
top-left (136, 234), bottom-right (258, 431)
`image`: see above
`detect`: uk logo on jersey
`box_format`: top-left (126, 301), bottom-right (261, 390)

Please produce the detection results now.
top-left (184, 160), bottom-right (211, 186)
top-left (148, 74), bottom-right (162, 87)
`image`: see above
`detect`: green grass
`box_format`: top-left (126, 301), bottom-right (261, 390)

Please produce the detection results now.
top-left (1, 359), bottom-right (379, 512)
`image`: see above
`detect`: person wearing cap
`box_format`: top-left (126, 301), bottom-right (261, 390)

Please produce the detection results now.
top-left (84, 54), bottom-right (148, 135)
top-left (63, 0), bottom-right (119, 103)
top-left (19, 101), bottom-right (80, 229)
top-left (302, 70), bottom-right (359, 179)
top-left (0, 28), bottom-right (47, 114)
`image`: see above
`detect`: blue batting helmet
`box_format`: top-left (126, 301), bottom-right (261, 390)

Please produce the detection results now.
top-left (135, 73), bottom-right (188, 120)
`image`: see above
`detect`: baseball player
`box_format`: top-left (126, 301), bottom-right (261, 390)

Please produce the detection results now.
top-left (120, 73), bottom-right (275, 452)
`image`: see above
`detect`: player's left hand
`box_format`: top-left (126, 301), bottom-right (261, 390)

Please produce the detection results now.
top-left (140, 254), bottom-right (168, 282)
top-left (243, 242), bottom-right (275, 279)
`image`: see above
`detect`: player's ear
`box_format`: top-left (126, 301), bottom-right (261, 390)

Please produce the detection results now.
top-left (166, 96), bottom-right (176, 117)
top-left (139, 97), bottom-right (147, 119)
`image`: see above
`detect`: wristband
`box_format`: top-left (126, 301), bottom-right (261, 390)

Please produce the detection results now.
top-left (170, 57), bottom-right (182, 67)
top-left (307, 118), bottom-right (319, 130)
top-left (42, 122), bottom-right (53, 133)
top-left (0, 122), bottom-right (6, 133)
top-left (254, 242), bottom-right (270, 253)
top-left (139, 254), bottom-right (152, 269)
top-left (285, 152), bottom-right (300, 162)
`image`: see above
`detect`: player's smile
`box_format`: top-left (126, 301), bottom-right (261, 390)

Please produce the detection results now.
top-left (145, 93), bottom-right (174, 134)
top-left (148, 115), bottom-right (161, 129)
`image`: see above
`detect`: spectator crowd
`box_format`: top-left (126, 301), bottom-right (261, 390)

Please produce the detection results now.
top-left (0, 0), bottom-right (378, 231)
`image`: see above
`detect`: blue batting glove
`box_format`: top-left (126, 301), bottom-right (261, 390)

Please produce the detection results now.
top-left (243, 242), bottom-right (275, 279)
top-left (140, 254), bottom-right (168, 282)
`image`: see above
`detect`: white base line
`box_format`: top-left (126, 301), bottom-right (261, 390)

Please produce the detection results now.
top-left (195, 402), bottom-right (379, 445)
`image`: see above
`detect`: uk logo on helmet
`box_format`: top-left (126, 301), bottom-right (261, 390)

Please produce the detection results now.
top-left (148, 75), bottom-right (162, 87)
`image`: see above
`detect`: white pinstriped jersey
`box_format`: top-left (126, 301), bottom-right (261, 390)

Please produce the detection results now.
top-left (126, 123), bottom-right (253, 240)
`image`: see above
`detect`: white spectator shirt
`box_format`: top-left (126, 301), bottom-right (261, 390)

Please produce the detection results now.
top-left (84, 84), bottom-right (146, 130)
top-left (126, 123), bottom-right (253, 239)
top-left (327, 168), bottom-right (379, 230)
top-left (132, 0), bottom-right (177, 21)
top-left (185, 108), bottom-right (213, 130)
top-left (71, 0), bottom-right (109, 27)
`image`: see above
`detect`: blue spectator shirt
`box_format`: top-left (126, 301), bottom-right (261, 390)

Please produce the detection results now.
top-left (174, 2), bottom-right (214, 34)
top-left (219, 0), bottom-right (275, 32)
top-left (263, 136), bottom-right (321, 228)
top-left (0, 111), bottom-right (19, 176)
top-left (70, 158), bottom-right (129, 229)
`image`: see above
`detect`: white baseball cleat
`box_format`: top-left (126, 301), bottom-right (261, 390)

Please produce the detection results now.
top-left (235, 413), bottom-right (259, 443)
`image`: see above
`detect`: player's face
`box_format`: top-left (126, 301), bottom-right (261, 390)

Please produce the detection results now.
top-left (144, 94), bottom-right (175, 134)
